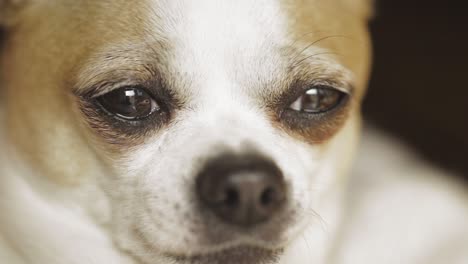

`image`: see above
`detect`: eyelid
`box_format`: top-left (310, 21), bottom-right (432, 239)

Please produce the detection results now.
top-left (304, 81), bottom-right (353, 95)
top-left (333, 86), bottom-right (351, 95)
top-left (73, 80), bottom-right (144, 99)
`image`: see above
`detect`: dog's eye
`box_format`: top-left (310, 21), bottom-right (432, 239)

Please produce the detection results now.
top-left (97, 87), bottom-right (159, 120)
top-left (289, 86), bottom-right (345, 113)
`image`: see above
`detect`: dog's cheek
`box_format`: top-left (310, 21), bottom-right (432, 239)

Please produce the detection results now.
top-left (303, 111), bottom-right (361, 187)
top-left (94, 131), bottom-right (189, 246)
top-left (286, 112), bottom-right (361, 220)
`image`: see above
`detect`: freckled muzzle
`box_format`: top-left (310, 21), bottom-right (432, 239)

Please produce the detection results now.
top-left (196, 152), bottom-right (287, 228)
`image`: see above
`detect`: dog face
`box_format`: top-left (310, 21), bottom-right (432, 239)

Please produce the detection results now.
top-left (1, 0), bottom-right (371, 263)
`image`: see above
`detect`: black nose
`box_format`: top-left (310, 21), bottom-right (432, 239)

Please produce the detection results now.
top-left (196, 153), bottom-right (287, 227)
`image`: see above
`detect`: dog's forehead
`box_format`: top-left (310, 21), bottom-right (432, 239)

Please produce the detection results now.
top-left (155, 0), bottom-right (286, 48)
top-left (137, 0), bottom-right (296, 101)
top-left (72, 0), bottom-right (369, 99)
top-left (155, 0), bottom-right (287, 88)
top-left (159, 0), bottom-right (286, 59)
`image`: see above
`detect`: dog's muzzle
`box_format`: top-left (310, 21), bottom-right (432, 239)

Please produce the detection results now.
top-left (196, 152), bottom-right (287, 228)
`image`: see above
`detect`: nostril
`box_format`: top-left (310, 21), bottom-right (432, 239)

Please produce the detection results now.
top-left (260, 187), bottom-right (276, 207)
top-left (224, 187), bottom-right (239, 207)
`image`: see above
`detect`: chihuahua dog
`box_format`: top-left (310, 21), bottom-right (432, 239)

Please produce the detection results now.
top-left (1, 0), bottom-right (467, 264)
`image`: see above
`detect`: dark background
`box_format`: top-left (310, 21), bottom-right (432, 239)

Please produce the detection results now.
top-left (364, 0), bottom-right (468, 181)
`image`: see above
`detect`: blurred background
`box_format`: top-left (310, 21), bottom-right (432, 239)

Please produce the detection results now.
top-left (364, 0), bottom-right (468, 182)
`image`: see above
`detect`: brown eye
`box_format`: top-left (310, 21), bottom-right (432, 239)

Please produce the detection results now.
top-left (97, 87), bottom-right (159, 120)
top-left (289, 86), bottom-right (344, 113)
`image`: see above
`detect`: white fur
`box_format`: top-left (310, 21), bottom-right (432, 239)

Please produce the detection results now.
top-left (2, 113), bottom-right (468, 264)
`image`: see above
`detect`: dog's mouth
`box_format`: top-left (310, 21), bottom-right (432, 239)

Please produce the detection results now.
top-left (133, 226), bottom-right (285, 264)
top-left (163, 245), bottom-right (283, 264)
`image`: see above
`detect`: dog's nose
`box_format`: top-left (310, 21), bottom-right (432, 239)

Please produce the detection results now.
top-left (196, 153), bottom-right (286, 227)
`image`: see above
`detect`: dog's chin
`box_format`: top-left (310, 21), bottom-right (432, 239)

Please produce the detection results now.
top-left (128, 227), bottom-right (285, 264)
top-left (164, 245), bottom-right (283, 264)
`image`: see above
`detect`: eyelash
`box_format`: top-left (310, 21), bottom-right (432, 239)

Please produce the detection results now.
top-left (77, 84), bottom-right (176, 136)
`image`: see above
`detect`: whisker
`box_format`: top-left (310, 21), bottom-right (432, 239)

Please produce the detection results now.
top-left (301, 233), bottom-right (313, 261)
top-left (290, 35), bottom-right (350, 64)
top-left (295, 202), bottom-right (330, 235)
top-left (290, 51), bottom-right (340, 69)
top-left (307, 208), bottom-right (329, 234)
top-left (287, 30), bottom-right (320, 51)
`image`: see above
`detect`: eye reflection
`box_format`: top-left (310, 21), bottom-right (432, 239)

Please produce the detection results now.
top-left (97, 87), bottom-right (160, 120)
top-left (289, 86), bottom-right (344, 113)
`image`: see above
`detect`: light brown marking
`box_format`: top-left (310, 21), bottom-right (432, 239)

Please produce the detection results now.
top-left (0, 0), bottom-right (164, 184)
top-left (272, 0), bottom-right (372, 144)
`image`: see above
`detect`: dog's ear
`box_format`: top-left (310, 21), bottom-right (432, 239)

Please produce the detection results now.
top-left (342, 0), bottom-right (375, 20)
top-left (0, 0), bottom-right (28, 27)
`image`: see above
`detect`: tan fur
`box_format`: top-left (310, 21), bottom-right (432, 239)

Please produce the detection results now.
top-left (281, 0), bottom-right (372, 100)
top-left (0, 0), bottom-right (27, 26)
top-left (0, 0), bottom-right (163, 184)
top-left (275, 0), bottom-right (372, 144)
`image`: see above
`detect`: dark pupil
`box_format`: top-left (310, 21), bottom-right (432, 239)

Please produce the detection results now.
top-left (302, 88), bottom-right (340, 113)
top-left (98, 88), bottom-right (155, 120)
